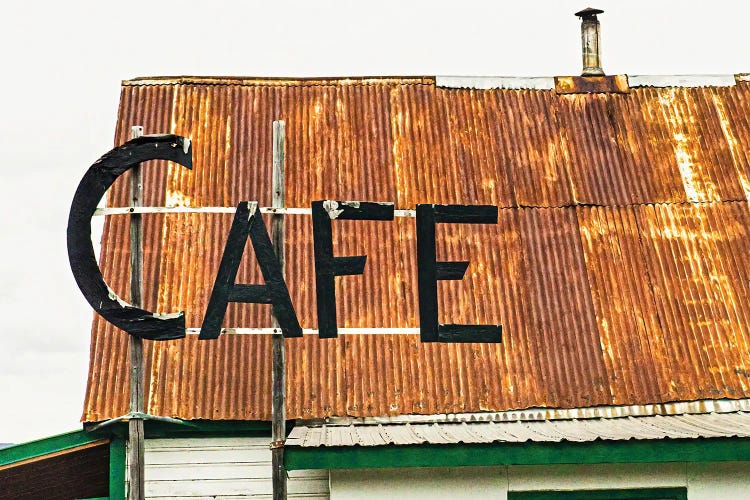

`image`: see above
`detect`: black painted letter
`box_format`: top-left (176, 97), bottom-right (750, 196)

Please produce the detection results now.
top-left (200, 201), bottom-right (302, 339)
top-left (67, 135), bottom-right (192, 340)
top-left (416, 204), bottom-right (502, 343)
top-left (312, 201), bottom-right (394, 338)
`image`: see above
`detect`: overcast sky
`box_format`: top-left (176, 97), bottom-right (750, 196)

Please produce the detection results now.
top-left (1, 0), bottom-right (748, 444)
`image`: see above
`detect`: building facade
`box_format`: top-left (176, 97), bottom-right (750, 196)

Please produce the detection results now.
top-left (5, 72), bottom-right (750, 498)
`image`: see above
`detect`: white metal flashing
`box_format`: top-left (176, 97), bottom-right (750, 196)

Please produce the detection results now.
top-left (625, 74), bottom-right (735, 88)
top-left (436, 76), bottom-right (555, 90)
top-left (436, 74), bottom-right (741, 90)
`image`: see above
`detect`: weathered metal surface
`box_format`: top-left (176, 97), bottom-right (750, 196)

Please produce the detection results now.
top-left (436, 76), bottom-right (555, 90)
top-left (84, 77), bottom-right (750, 422)
top-left (437, 74), bottom-right (740, 90)
top-left (286, 411), bottom-right (750, 447)
top-left (554, 75), bottom-right (629, 94)
top-left (579, 203), bottom-right (750, 404)
top-left (575, 8), bottom-right (605, 77)
top-left (629, 74), bottom-right (737, 88)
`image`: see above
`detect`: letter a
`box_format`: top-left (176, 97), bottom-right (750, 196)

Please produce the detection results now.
top-left (200, 201), bottom-right (302, 339)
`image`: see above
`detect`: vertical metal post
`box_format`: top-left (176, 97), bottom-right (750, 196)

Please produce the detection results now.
top-left (128, 125), bottom-right (145, 500)
top-left (270, 120), bottom-right (287, 500)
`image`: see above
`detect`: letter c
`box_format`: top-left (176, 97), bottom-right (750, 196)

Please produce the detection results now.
top-left (67, 135), bottom-right (192, 340)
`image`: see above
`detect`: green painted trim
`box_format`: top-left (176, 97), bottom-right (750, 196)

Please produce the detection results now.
top-left (85, 419), bottom-right (271, 440)
top-left (0, 429), bottom-right (105, 467)
top-left (143, 419), bottom-right (271, 438)
top-left (509, 487), bottom-right (687, 500)
top-left (108, 438), bottom-right (126, 500)
top-left (285, 437), bottom-right (750, 470)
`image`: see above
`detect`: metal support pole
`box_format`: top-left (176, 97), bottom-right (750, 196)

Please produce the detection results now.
top-left (128, 125), bottom-right (145, 500)
top-left (270, 121), bottom-right (287, 500)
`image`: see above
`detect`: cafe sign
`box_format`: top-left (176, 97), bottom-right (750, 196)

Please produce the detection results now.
top-left (67, 135), bottom-right (502, 344)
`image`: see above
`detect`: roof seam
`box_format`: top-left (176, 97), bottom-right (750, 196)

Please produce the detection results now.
top-left (509, 199), bottom-right (750, 210)
top-left (295, 399), bottom-right (750, 426)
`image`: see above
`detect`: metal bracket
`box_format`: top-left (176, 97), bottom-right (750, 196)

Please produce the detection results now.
top-left (89, 412), bottom-right (195, 432)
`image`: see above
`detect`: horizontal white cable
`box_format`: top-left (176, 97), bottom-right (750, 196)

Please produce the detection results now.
top-left (393, 209), bottom-right (416, 217)
top-left (94, 206), bottom-right (417, 217)
top-left (184, 327), bottom-right (421, 335)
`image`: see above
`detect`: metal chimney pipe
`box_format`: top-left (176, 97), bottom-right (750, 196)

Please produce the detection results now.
top-left (575, 7), bottom-right (605, 76)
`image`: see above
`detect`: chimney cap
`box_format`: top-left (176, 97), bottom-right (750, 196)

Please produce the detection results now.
top-left (575, 7), bottom-right (604, 18)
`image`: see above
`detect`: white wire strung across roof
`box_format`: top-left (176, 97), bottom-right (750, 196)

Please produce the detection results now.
top-left (94, 206), bottom-right (417, 217)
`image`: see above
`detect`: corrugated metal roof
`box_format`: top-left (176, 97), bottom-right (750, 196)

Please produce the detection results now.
top-left (286, 412), bottom-right (750, 447)
top-left (84, 76), bottom-right (750, 422)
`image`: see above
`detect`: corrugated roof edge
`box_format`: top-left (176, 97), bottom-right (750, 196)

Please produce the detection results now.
top-left (296, 398), bottom-right (750, 426)
top-left (287, 412), bottom-right (750, 447)
top-left (436, 76), bottom-right (556, 90)
top-left (123, 76), bottom-right (435, 87)
top-left (122, 74), bottom-right (745, 89)
top-left (628, 74), bottom-right (738, 88)
top-left (438, 74), bottom-right (742, 89)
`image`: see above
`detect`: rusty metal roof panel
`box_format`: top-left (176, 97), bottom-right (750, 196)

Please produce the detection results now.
top-left (634, 202), bottom-right (750, 399)
top-left (558, 87), bottom-right (748, 205)
top-left (286, 412), bottom-right (750, 447)
top-left (711, 83), bottom-right (750, 201)
top-left (577, 205), bottom-right (672, 405)
top-left (83, 77), bottom-right (750, 422)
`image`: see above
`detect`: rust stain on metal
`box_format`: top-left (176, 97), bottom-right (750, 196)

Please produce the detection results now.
top-left (555, 75), bottom-right (629, 94)
top-left (83, 78), bottom-right (750, 422)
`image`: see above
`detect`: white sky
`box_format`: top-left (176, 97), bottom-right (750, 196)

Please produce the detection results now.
top-left (0, 0), bottom-right (748, 444)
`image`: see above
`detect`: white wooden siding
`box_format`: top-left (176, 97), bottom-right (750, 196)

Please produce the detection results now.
top-left (137, 438), bottom-right (750, 499)
top-left (329, 462), bottom-right (750, 499)
top-left (508, 462), bottom-right (686, 491)
top-left (330, 466), bottom-right (507, 499)
top-left (138, 437), bottom-right (329, 499)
